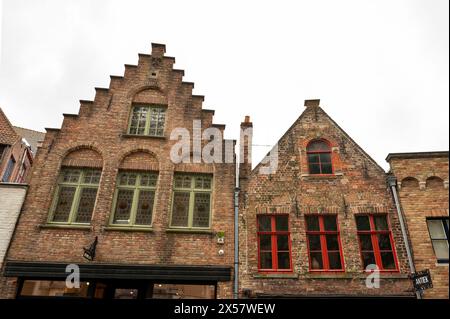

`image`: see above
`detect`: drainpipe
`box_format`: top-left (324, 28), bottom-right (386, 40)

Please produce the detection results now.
top-left (233, 186), bottom-right (240, 299)
top-left (387, 175), bottom-right (422, 299)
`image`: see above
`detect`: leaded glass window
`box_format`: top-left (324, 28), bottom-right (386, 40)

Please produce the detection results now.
top-left (128, 105), bottom-right (166, 137)
top-left (170, 174), bottom-right (212, 229)
top-left (50, 168), bottom-right (101, 224)
top-left (111, 171), bottom-right (158, 227)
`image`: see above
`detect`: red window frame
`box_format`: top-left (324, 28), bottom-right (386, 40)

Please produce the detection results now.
top-left (257, 215), bottom-right (293, 272)
top-left (306, 139), bottom-right (334, 175)
top-left (356, 214), bottom-right (399, 272)
top-left (305, 215), bottom-right (345, 272)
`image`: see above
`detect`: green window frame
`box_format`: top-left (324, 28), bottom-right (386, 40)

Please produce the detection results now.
top-left (110, 171), bottom-right (158, 227)
top-left (49, 168), bottom-right (101, 225)
top-left (128, 105), bottom-right (166, 137)
top-left (170, 174), bottom-right (213, 229)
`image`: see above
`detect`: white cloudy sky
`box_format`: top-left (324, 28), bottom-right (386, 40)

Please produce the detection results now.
top-left (0, 0), bottom-right (448, 170)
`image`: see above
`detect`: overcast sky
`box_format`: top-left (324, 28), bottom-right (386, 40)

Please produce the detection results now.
top-left (0, 0), bottom-right (448, 170)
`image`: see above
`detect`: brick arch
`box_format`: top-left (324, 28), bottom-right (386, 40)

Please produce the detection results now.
top-left (400, 176), bottom-right (419, 189)
top-left (60, 145), bottom-right (103, 168)
top-left (426, 176), bottom-right (445, 189)
top-left (119, 149), bottom-right (159, 171)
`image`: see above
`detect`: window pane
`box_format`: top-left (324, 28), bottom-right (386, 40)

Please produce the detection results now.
top-left (52, 187), bottom-right (76, 222)
top-left (362, 252), bottom-right (376, 269)
top-left (309, 164), bottom-right (321, 175)
top-left (192, 193), bottom-right (211, 227)
top-left (171, 192), bottom-right (190, 227)
top-left (359, 234), bottom-right (373, 250)
top-left (305, 215), bottom-right (320, 231)
top-left (307, 153), bottom-right (320, 163)
top-left (307, 141), bottom-right (330, 152)
top-left (140, 174), bottom-right (157, 187)
top-left (321, 163), bottom-right (333, 174)
top-left (129, 106), bottom-right (148, 135)
top-left (328, 252), bottom-right (342, 269)
top-left (326, 235), bottom-right (339, 251)
top-left (427, 220), bottom-right (447, 239)
top-left (319, 153), bottom-right (331, 163)
top-left (260, 252), bottom-right (273, 269)
top-left (308, 235), bottom-right (322, 251)
top-left (277, 252), bottom-right (291, 269)
top-left (432, 240), bottom-right (449, 260)
top-left (258, 215), bottom-right (272, 231)
top-left (310, 252), bottom-right (323, 269)
top-left (374, 215), bottom-right (389, 231)
top-left (135, 190), bottom-right (155, 225)
top-left (174, 175), bottom-right (192, 189)
top-left (381, 252), bottom-right (396, 269)
top-left (74, 188), bottom-right (97, 223)
top-left (62, 170), bottom-right (81, 183)
top-left (20, 280), bottom-right (89, 297)
top-left (275, 215), bottom-right (289, 231)
top-left (356, 216), bottom-right (370, 231)
top-left (377, 234), bottom-right (392, 250)
top-left (113, 189), bottom-right (134, 224)
top-left (259, 235), bottom-right (272, 251)
top-left (83, 170), bottom-right (101, 184)
top-left (323, 215), bottom-right (337, 231)
top-left (277, 235), bottom-right (289, 251)
top-left (119, 173), bottom-right (137, 186)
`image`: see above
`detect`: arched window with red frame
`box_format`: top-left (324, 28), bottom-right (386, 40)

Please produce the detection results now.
top-left (306, 140), bottom-right (333, 175)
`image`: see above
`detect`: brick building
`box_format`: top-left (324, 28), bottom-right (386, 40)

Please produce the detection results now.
top-left (386, 152), bottom-right (449, 298)
top-left (238, 100), bottom-right (415, 298)
top-left (0, 43), bottom-right (236, 299)
top-left (0, 108), bottom-right (41, 183)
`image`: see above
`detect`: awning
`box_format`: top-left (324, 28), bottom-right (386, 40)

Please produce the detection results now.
top-left (3, 261), bottom-right (232, 282)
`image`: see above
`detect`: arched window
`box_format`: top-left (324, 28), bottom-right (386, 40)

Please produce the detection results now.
top-left (307, 140), bottom-right (333, 175)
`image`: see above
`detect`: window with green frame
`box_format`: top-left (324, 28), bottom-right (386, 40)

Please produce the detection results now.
top-left (170, 174), bottom-right (212, 229)
top-left (111, 171), bottom-right (158, 227)
top-left (49, 168), bottom-right (101, 224)
top-left (128, 105), bottom-right (166, 136)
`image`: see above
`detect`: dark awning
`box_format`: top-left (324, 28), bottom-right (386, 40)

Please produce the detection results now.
top-left (3, 261), bottom-right (232, 282)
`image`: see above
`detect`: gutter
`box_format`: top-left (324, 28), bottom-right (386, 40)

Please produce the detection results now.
top-left (387, 175), bottom-right (422, 299)
top-left (233, 187), bottom-right (240, 299)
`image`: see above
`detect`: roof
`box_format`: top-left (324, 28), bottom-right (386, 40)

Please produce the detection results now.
top-left (386, 151), bottom-right (449, 162)
top-left (13, 126), bottom-right (46, 154)
top-left (0, 107), bottom-right (20, 145)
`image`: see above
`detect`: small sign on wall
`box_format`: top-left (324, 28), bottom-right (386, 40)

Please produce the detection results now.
top-left (410, 269), bottom-right (433, 292)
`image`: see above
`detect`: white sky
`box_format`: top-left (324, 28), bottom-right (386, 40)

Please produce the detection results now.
top-left (0, 0), bottom-right (448, 170)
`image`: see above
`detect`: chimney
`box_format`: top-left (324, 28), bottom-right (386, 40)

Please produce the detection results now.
top-left (239, 115), bottom-right (253, 184)
top-left (304, 99), bottom-right (320, 108)
top-left (151, 43), bottom-right (166, 57)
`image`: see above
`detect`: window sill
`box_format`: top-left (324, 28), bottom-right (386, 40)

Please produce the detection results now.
top-left (166, 228), bottom-right (214, 235)
top-left (104, 226), bottom-right (153, 232)
top-left (121, 133), bottom-right (166, 140)
top-left (39, 224), bottom-right (92, 231)
top-left (301, 173), bottom-right (344, 179)
top-left (253, 273), bottom-right (298, 279)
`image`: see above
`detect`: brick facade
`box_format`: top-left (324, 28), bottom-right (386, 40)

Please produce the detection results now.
top-left (238, 101), bottom-right (415, 298)
top-left (387, 152), bottom-right (449, 298)
top-left (1, 43), bottom-right (236, 298)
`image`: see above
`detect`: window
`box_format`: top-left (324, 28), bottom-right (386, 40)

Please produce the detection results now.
top-left (257, 215), bottom-right (292, 271)
top-left (427, 218), bottom-right (449, 263)
top-left (0, 144), bottom-right (6, 160)
top-left (111, 171), bottom-right (158, 227)
top-left (1, 156), bottom-right (16, 182)
top-left (50, 168), bottom-right (101, 224)
top-left (170, 174), bottom-right (212, 229)
top-left (19, 280), bottom-right (90, 298)
top-left (305, 215), bottom-right (344, 271)
top-left (356, 215), bottom-right (398, 271)
top-left (306, 140), bottom-right (333, 175)
top-left (128, 105), bottom-right (166, 136)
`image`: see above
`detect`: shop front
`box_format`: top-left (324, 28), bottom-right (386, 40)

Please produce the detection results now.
top-left (4, 261), bottom-right (231, 299)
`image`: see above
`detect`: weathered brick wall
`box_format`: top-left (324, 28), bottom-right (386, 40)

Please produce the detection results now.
top-left (2, 44), bottom-right (236, 298)
top-left (239, 104), bottom-right (414, 297)
top-left (0, 184), bottom-right (27, 267)
top-left (388, 155), bottom-right (449, 299)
